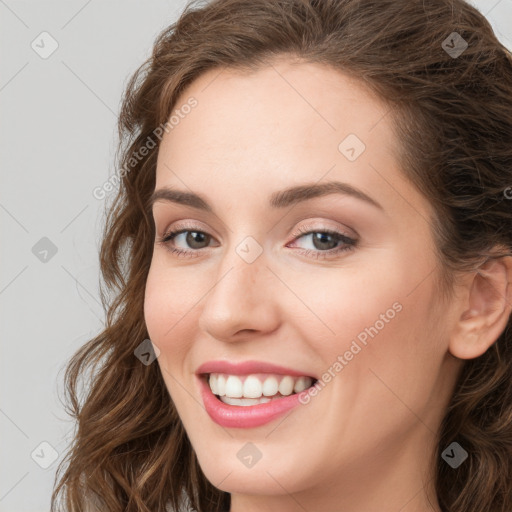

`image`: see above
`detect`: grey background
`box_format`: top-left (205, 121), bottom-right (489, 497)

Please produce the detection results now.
top-left (1, 1), bottom-right (511, 510)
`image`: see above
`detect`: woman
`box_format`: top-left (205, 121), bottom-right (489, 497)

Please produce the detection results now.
top-left (51, 0), bottom-right (512, 511)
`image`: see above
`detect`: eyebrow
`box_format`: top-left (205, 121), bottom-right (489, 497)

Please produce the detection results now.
top-left (149, 181), bottom-right (383, 212)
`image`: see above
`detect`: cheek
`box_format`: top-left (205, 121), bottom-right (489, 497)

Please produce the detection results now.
top-left (143, 263), bottom-right (198, 369)
top-left (297, 246), bottom-right (443, 401)
top-left (144, 267), bottom-right (200, 422)
top-left (286, 253), bottom-right (405, 352)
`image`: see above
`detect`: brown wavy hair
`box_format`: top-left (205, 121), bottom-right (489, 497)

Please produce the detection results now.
top-left (50, 0), bottom-right (512, 510)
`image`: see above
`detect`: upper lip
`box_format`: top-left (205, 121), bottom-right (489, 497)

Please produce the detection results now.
top-left (196, 360), bottom-right (317, 379)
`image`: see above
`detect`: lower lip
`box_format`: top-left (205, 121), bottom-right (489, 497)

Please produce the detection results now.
top-left (198, 376), bottom-right (307, 428)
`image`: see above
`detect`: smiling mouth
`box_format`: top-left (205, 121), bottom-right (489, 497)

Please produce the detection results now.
top-left (202, 372), bottom-right (318, 406)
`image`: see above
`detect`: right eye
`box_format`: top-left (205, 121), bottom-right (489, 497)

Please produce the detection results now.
top-left (156, 228), bottom-right (218, 258)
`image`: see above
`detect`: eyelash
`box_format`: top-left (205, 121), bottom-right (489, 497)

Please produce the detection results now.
top-left (156, 223), bottom-right (357, 260)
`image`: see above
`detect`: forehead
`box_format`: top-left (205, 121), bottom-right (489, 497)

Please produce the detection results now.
top-left (153, 58), bottom-right (434, 231)
top-left (157, 60), bottom-right (394, 177)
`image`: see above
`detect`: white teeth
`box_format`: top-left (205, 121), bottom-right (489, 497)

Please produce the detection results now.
top-left (220, 396), bottom-right (272, 406)
top-left (216, 374), bottom-right (226, 396)
top-left (278, 376), bottom-right (295, 396)
top-left (225, 375), bottom-right (243, 398)
top-left (243, 375), bottom-right (263, 398)
top-left (208, 373), bottom-right (314, 400)
top-left (209, 374), bottom-right (218, 395)
top-left (293, 376), bottom-right (311, 393)
top-left (262, 376), bottom-right (279, 396)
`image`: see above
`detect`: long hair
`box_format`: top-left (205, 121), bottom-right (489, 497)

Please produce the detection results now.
top-left (50, 1), bottom-right (512, 510)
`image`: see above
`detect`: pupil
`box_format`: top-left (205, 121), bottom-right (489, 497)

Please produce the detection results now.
top-left (313, 233), bottom-right (336, 250)
top-left (187, 231), bottom-right (207, 249)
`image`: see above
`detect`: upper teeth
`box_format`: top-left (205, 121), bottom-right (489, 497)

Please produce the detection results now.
top-left (208, 373), bottom-right (313, 398)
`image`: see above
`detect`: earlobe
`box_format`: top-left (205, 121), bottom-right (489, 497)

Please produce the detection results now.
top-left (448, 255), bottom-right (512, 360)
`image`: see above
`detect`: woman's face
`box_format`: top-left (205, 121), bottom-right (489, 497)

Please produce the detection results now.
top-left (144, 59), bottom-right (463, 509)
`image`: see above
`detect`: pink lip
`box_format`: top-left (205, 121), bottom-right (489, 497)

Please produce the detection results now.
top-left (198, 375), bottom-right (310, 428)
top-left (196, 359), bottom-right (316, 378)
top-left (195, 360), bottom-right (315, 428)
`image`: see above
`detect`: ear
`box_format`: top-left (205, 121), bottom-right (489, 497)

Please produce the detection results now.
top-left (449, 255), bottom-right (512, 360)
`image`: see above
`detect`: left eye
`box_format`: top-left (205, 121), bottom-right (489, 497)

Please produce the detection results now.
top-left (290, 229), bottom-right (353, 252)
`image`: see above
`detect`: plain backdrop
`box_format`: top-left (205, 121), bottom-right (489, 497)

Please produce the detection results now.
top-left (1, 0), bottom-right (511, 510)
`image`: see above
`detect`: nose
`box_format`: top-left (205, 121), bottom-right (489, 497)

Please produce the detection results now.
top-left (197, 245), bottom-right (281, 342)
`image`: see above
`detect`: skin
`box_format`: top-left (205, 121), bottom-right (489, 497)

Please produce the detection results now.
top-left (144, 57), bottom-right (512, 512)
